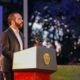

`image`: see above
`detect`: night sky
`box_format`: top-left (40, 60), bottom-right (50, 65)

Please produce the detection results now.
top-left (28, 0), bottom-right (80, 64)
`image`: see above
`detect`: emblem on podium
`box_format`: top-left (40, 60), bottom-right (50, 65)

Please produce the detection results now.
top-left (43, 52), bottom-right (51, 65)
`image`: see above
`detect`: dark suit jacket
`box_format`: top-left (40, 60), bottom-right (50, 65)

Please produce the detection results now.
top-left (0, 71), bottom-right (4, 80)
top-left (1, 27), bottom-right (24, 72)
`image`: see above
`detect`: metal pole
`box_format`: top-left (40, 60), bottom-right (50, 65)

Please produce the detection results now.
top-left (23, 0), bottom-right (28, 49)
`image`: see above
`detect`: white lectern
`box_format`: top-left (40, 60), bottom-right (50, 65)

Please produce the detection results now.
top-left (13, 46), bottom-right (57, 80)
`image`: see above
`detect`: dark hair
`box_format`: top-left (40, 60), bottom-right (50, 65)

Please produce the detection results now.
top-left (8, 12), bottom-right (19, 25)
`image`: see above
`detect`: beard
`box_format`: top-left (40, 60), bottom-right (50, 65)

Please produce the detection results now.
top-left (15, 22), bottom-right (23, 29)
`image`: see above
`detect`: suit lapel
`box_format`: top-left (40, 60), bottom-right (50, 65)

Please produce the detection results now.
top-left (8, 27), bottom-right (24, 49)
top-left (19, 31), bottom-right (24, 49)
top-left (8, 28), bottom-right (20, 47)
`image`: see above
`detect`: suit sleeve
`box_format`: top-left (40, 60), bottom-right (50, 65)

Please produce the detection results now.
top-left (1, 32), bottom-right (13, 60)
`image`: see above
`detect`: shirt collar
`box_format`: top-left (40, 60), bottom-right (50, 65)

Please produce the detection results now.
top-left (10, 26), bottom-right (19, 34)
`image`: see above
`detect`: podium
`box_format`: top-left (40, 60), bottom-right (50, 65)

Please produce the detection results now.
top-left (13, 46), bottom-right (57, 80)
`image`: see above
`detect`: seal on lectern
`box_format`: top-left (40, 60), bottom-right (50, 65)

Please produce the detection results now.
top-left (43, 52), bottom-right (51, 65)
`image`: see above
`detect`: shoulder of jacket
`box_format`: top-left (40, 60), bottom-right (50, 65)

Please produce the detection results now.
top-left (1, 28), bottom-right (10, 39)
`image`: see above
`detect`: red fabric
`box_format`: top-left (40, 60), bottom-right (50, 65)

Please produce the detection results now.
top-left (14, 72), bottom-right (51, 80)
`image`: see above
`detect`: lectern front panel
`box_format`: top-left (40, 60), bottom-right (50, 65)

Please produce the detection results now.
top-left (37, 46), bottom-right (57, 71)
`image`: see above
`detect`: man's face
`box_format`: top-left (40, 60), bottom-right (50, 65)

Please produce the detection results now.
top-left (14, 13), bottom-right (23, 29)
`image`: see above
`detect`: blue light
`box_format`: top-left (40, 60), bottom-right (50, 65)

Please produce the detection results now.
top-left (0, 6), bottom-right (3, 33)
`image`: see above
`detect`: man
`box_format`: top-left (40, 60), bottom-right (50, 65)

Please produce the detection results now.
top-left (0, 12), bottom-right (24, 80)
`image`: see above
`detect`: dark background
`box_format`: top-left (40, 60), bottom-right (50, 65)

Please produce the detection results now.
top-left (28, 0), bottom-right (80, 65)
top-left (0, 0), bottom-right (80, 65)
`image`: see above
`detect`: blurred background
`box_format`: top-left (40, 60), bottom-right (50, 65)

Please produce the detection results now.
top-left (0, 0), bottom-right (80, 65)
top-left (28, 0), bottom-right (80, 65)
